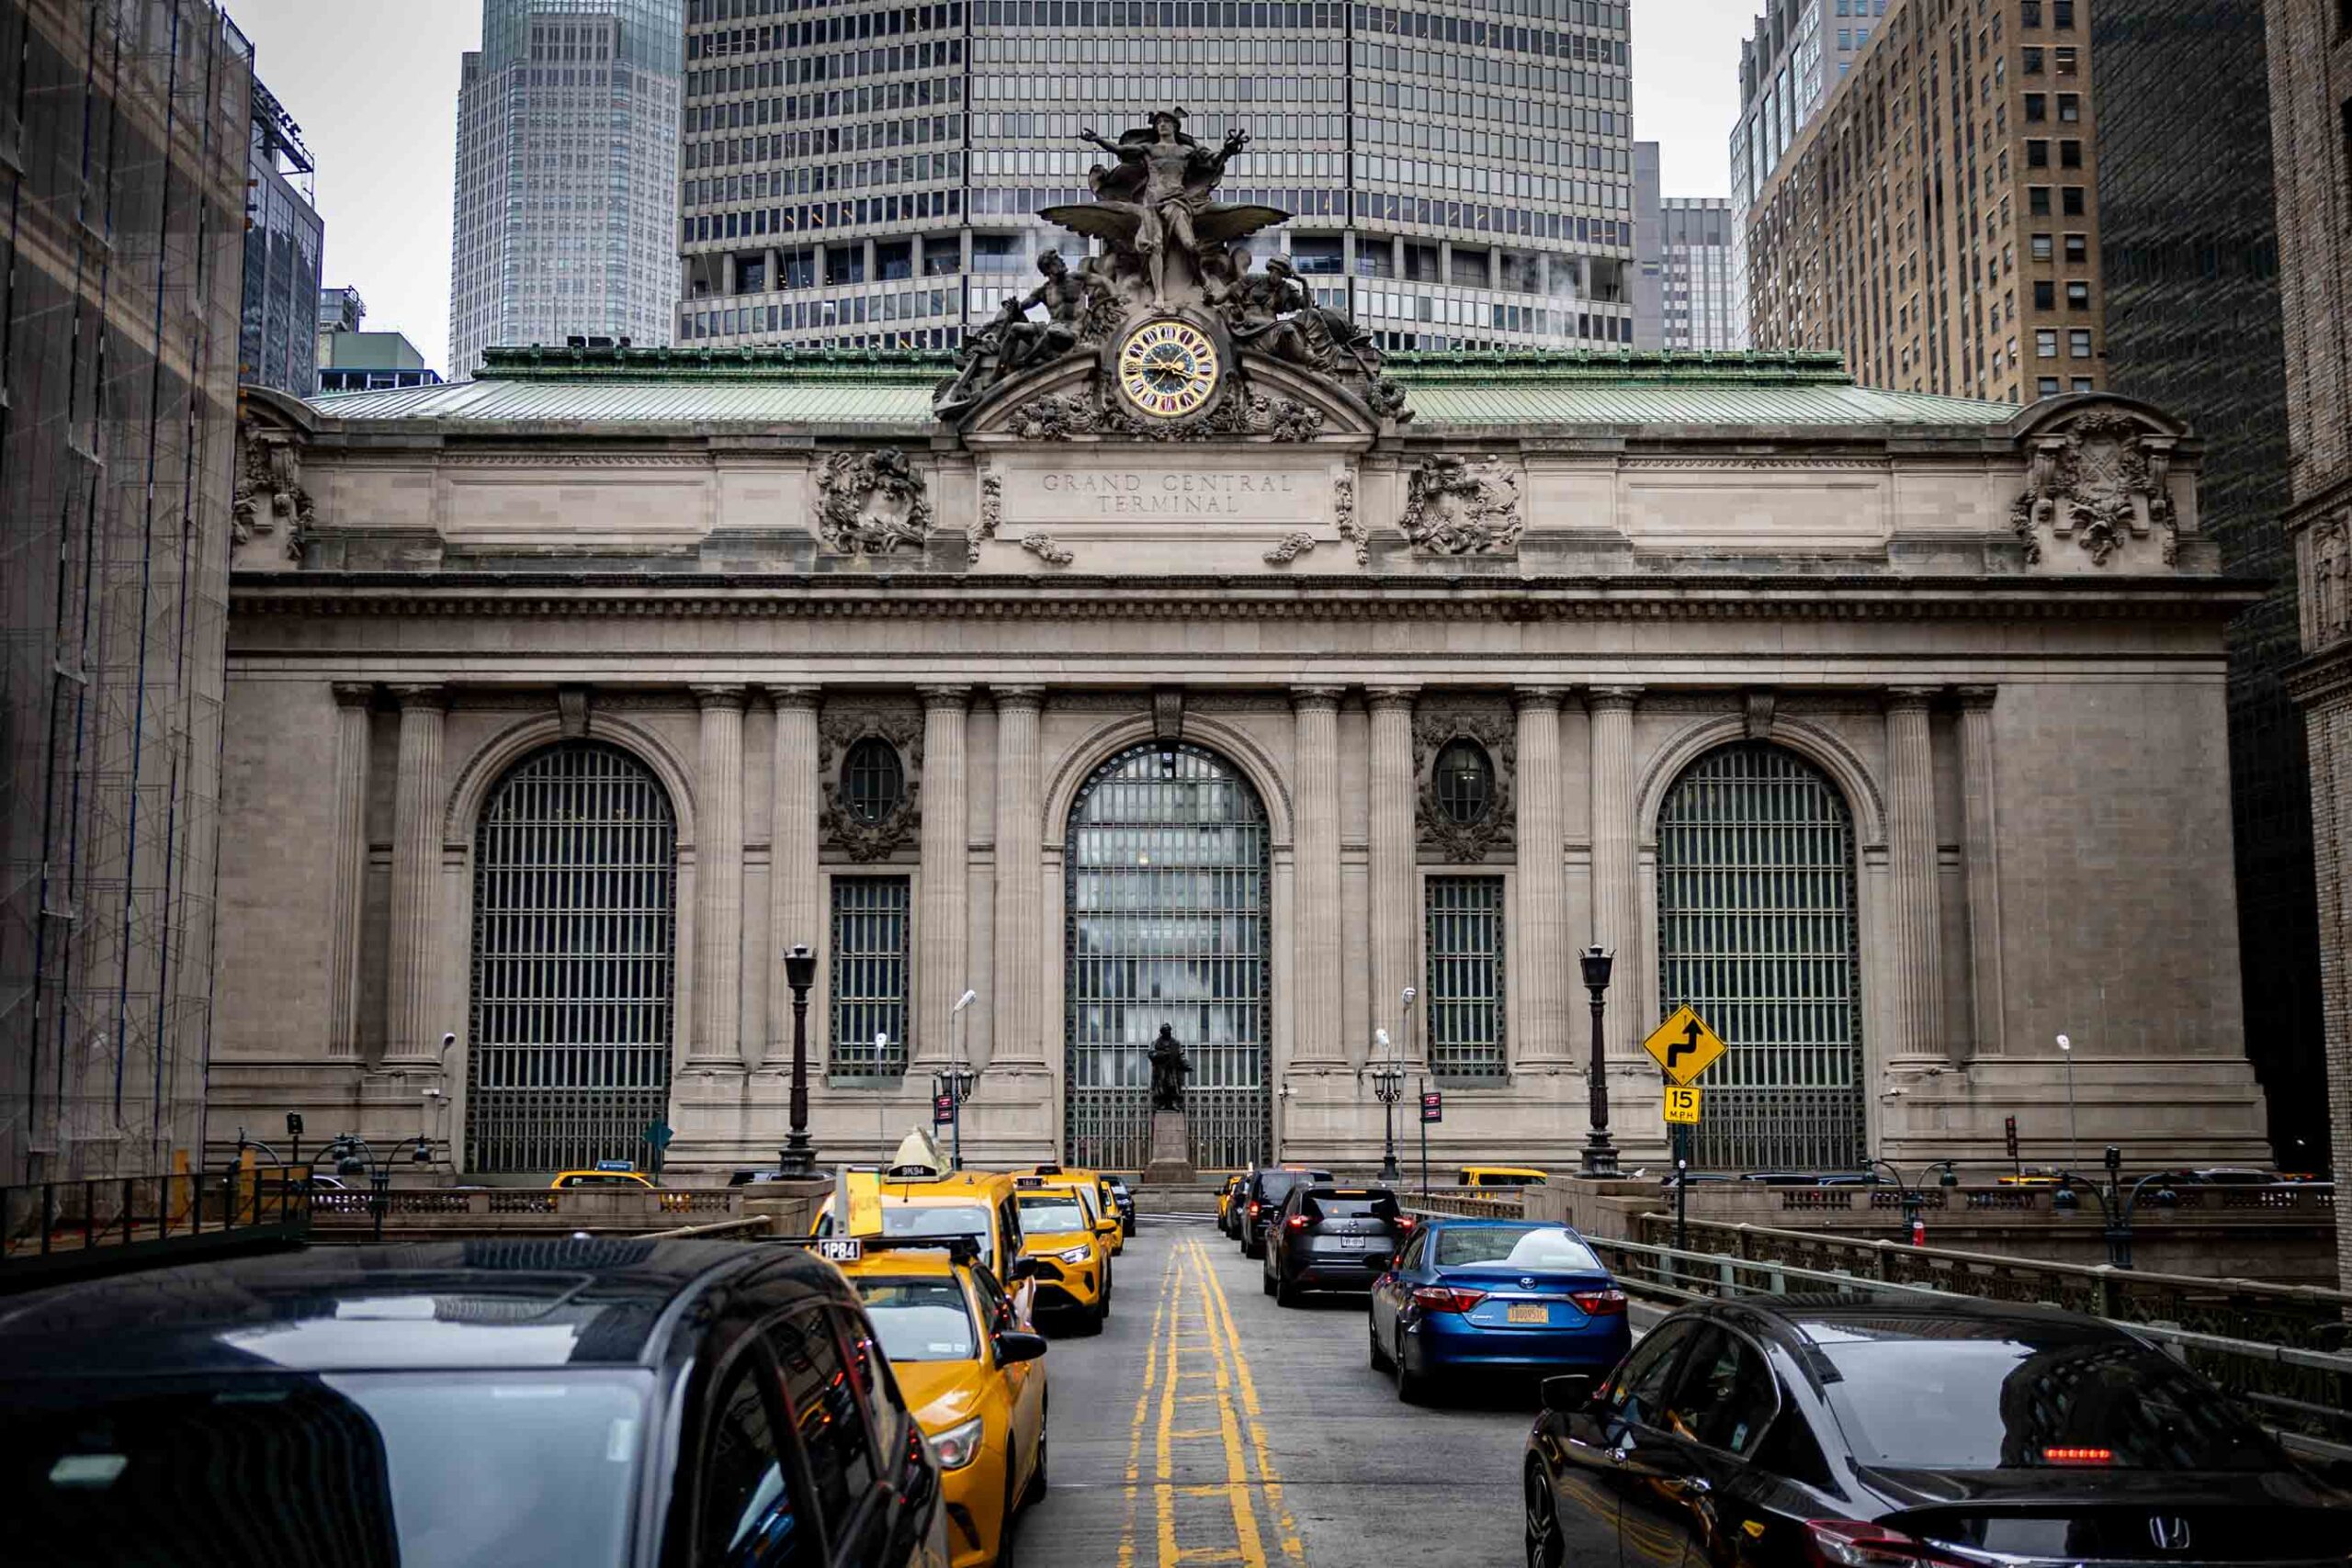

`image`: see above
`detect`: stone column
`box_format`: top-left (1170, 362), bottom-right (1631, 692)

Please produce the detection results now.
top-left (325, 683), bottom-right (373, 1058)
top-left (691, 685), bottom-right (749, 1066)
top-left (1292, 687), bottom-right (1347, 1067)
top-left (1885, 687), bottom-right (1947, 1066)
top-left (383, 684), bottom-right (447, 1066)
top-left (1367, 687), bottom-right (1421, 1066)
top-left (991, 686), bottom-right (1047, 1067)
top-left (915, 685), bottom-right (971, 1066)
top-left (1958, 687), bottom-right (2007, 1055)
top-left (766, 686), bottom-right (823, 1071)
top-left (1514, 688), bottom-right (1571, 1064)
top-left (1587, 686), bottom-right (1640, 1062)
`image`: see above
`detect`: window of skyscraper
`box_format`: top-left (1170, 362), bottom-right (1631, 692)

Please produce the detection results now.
top-left (2068, 329), bottom-right (2091, 357)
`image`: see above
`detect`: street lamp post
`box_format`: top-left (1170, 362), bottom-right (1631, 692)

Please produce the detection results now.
top-left (1578, 945), bottom-right (1619, 1178)
top-left (1862, 1156), bottom-right (1959, 1246)
top-left (2052, 1145), bottom-right (2177, 1269)
top-left (1369, 1028), bottom-right (1405, 1183)
top-left (2056, 1032), bottom-right (2078, 1168)
top-left (780, 943), bottom-right (820, 1177)
top-left (320, 1133), bottom-right (436, 1244)
top-left (940, 988), bottom-right (979, 1169)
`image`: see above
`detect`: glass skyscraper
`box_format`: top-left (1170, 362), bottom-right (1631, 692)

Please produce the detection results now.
top-left (677, 0), bottom-right (1635, 353)
top-left (450, 0), bottom-right (684, 379)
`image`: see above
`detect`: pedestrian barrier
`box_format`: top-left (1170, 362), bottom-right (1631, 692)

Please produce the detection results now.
top-left (0, 1168), bottom-right (311, 1287)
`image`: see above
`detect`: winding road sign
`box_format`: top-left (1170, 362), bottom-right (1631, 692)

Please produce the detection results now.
top-left (1642, 1005), bottom-right (1726, 1087)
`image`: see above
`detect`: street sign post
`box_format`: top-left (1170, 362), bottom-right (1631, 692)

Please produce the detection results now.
top-left (644, 1120), bottom-right (674, 1180)
top-left (933, 1092), bottom-right (956, 1128)
top-left (1419, 1080), bottom-right (1439, 1198)
top-left (1662, 1085), bottom-right (1702, 1123)
top-left (2005, 1113), bottom-right (2020, 1178)
top-left (1641, 1005), bottom-right (1726, 1085)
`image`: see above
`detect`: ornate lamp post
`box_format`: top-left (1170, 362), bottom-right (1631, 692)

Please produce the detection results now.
top-left (320, 1133), bottom-right (435, 1243)
top-left (936, 988), bottom-right (979, 1169)
top-left (1369, 1028), bottom-right (1406, 1183)
top-left (780, 943), bottom-right (820, 1177)
top-left (2052, 1145), bottom-right (2177, 1269)
top-left (1863, 1156), bottom-right (1960, 1246)
top-left (1578, 945), bottom-right (1619, 1178)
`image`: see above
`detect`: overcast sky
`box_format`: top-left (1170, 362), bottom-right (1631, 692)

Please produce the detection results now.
top-left (231, 0), bottom-right (1758, 376)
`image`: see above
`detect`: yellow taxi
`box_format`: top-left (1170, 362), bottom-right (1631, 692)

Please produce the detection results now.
top-left (1029, 1164), bottom-right (1125, 1257)
top-left (815, 1134), bottom-right (1037, 1319)
top-left (548, 1159), bottom-right (656, 1190)
top-left (822, 1232), bottom-right (1049, 1568)
top-left (1216, 1173), bottom-right (1244, 1233)
top-left (1455, 1165), bottom-right (1550, 1189)
top-left (1011, 1173), bottom-right (1113, 1334)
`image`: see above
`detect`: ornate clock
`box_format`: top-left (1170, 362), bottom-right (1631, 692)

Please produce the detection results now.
top-left (1115, 318), bottom-right (1222, 419)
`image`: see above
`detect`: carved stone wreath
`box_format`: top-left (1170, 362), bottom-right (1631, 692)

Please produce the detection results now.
top-left (1402, 454), bottom-right (1524, 555)
top-left (815, 447), bottom-right (933, 555)
top-left (818, 708), bottom-right (923, 860)
top-left (2009, 411), bottom-right (2177, 567)
top-left (1005, 385), bottom-right (1324, 444)
top-left (1413, 706), bottom-right (1517, 862)
top-left (967, 469), bottom-right (1004, 564)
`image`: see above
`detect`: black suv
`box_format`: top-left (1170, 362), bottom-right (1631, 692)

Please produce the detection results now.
top-left (1263, 1184), bottom-right (1412, 1303)
top-left (1235, 1166), bottom-right (1334, 1258)
top-left (5, 1237), bottom-right (950, 1566)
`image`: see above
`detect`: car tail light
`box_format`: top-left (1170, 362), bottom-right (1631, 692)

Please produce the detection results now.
top-left (1285, 1213), bottom-right (1309, 1230)
top-left (2041, 1446), bottom-right (2112, 1465)
top-left (1393, 1216), bottom-right (1418, 1232)
top-left (1410, 1285), bottom-right (1488, 1314)
top-left (1248, 1201), bottom-right (1261, 1218)
top-left (1569, 1288), bottom-right (1627, 1316)
top-left (1804, 1520), bottom-right (1949, 1567)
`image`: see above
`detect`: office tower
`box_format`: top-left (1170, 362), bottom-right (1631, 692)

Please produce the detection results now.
top-left (1725, 0), bottom-right (1883, 349)
top-left (2266, 0), bottom-right (2352, 1258)
top-left (1745, 0), bottom-right (2103, 404)
top-left (676, 0), bottom-right (1638, 352)
top-left (317, 288), bottom-right (447, 391)
top-left (1634, 146), bottom-right (1741, 352)
top-left (241, 79), bottom-right (323, 395)
top-left (449, 0), bottom-right (684, 379)
top-left (1, 0), bottom-right (252, 1182)
top-left (318, 285), bottom-right (366, 366)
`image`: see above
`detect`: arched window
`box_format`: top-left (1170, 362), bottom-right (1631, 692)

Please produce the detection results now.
top-left (468, 741), bottom-right (677, 1173)
top-left (1656, 741), bottom-right (1863, 1171)
top-left (841, 737), bottom-right (906, 825)
top-left (1432, 738), bottom-right (1496, 826)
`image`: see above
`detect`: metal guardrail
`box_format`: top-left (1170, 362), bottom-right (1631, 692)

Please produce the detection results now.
top-left (1770, 1183), bottom-right (2335, 1218)
top-left (1405, 1187), bottom-right (1527, 1217)
top-left (1, 1169), bottom-right (311, 1285)
top-left (310, 1187), bottom-right (743, 1224)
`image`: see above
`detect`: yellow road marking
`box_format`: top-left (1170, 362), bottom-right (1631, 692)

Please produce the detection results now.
top-left (1190, 1244), bottom-right (1271, 1568)
top-left (1117, 1258), bottom-right (1180, 1568)
top-left (1194, 1239), bottom-right (1306, 1562)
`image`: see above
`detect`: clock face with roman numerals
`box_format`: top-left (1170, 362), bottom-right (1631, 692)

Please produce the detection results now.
top-left (1116, 318), bottom-right (1222, 420)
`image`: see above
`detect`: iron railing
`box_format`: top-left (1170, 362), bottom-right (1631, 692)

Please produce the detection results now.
top-left (1, 1169), bottom-right (311, 1285)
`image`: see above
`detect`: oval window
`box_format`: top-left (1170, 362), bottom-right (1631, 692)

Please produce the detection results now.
top-left (842, 738), bottom-right (906, 825)
top-left (1433, 739), bottom-right (1495, 827)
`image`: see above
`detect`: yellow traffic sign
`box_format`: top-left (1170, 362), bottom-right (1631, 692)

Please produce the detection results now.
top-left (1642, 1005), bottom-right (1726, 1086)
top-left (1663, 1085), bottom-right (1702, 1125)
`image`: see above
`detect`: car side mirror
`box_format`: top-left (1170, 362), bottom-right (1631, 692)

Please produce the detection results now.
top-left (1539, 1374), bottom-right (1595, 1416)
top-left (995, 1329), bottom-right (1049, 1365)
top-left (1008, 1256), bottom-right (1043, 1280)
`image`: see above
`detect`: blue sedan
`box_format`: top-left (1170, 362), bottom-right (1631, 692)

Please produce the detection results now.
top-left (1367, 1219), bottom-right (1632, 1404)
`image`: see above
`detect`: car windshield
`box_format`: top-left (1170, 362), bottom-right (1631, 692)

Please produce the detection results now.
top-left (17, 1369), bottom-right (648, 1565)
top-left (855, 1278), bottom-right (979, 1360)
top-left (882, 1204), bottom-right (997, 1271)
top-left (560, 1173), bottom-right (641, 1187)
top-left (1306, 1194), bottom-right (1398, 1219)
top-left (1815, 1334), bottom-right (2283, 1471)
top-left (1433, 1225), bottom-right (1603, 1271)
top-left (1256, 1172), bottom-right (1310, 1202)
top-left (1017, 1193), bottom-right (1090, 1233)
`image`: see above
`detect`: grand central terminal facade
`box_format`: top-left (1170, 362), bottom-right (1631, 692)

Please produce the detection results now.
top-left (212, 119), bottom-right (2268, 1178)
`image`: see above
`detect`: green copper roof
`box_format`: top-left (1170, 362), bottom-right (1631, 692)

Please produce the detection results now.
top-left (304, 344), bottom-right (2020, 433)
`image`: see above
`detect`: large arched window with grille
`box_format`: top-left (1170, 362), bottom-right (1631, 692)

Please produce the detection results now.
top-left (468, 741), bottom-right (678, 1173)
top-left (1656, 741), bottom-right (1863, 1170)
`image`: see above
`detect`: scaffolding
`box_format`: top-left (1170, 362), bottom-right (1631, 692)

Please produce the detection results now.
top-left (0, 0), bottom-right (251, 1184)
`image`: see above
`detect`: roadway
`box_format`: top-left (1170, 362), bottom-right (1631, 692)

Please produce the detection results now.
top-left (1022, 1216), bottom-right (1643, 1568)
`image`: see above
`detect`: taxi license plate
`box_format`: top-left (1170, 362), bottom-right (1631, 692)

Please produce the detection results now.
top-left (1507, 1303), bottom-right (1549, 1325)
top-left (815, 1238), bottom-right (863, 1263)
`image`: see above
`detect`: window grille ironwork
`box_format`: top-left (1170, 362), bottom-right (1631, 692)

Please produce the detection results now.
top-left (1065, 742), bottom-right (1271, 1170)
top-left (467, 741), bottom-right (676, 1174)
top-left (1424, 874), bottom-right (1507, 1080)
top-left (831, 875), bottom-right (911, 1079)
top-left (1656, 742), bottom-right (1864, 1171)
top-left (841, 737), bottom-right (906, 826)
top-left (1432, 739), bottom-right (1496, 826)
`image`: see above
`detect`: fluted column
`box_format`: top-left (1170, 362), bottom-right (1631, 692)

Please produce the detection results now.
top-left (991, 686), bottom-right (1047, 1068)
top-left (1885, 687), bottom-right (1948, 1065)
top-left (766, 686), bottom-right (823, 1070)
top-left (1514, 688), bottom-right (1572, 1064)
top-left (1958, 686), bottom-right (2006, 1056)
top-left (1586, 692), bottom-right (1641, 1063)
top-left (691, 685), bottom-right (749, 1066)
top-left (915, 685), bottom-right (971, 1066)
top-left (1292, 686), bottom-right (1346, 1067)
top-left (1367, 687), bottom-right (1421, 1066)
top-left (383, 684), bottom-right (447, 1066)
top-left (325, 683), bottom-right (373, 1058)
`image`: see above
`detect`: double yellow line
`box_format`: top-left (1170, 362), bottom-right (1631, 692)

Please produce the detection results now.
top-left (1116, 1237), bottom-right (1306, 1568)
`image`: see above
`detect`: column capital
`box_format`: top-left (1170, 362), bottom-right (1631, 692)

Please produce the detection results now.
top-left (387, 683), bottom-right (447, 711)
top-left (1956, 683), bottom-right (1999, 710)
top-left (1884, 684), bottom-right (1941, 711)
top-left (1364, 684), bottom-right (1420, 712)
top-left (767, 684), bottom-right (822, 712)
top-left (1584, 685), bottom-right (1642, 712)
top-left (917, 683), bottom-right (973, 711)
top-left (1512, 685), bottom-right (1570, 712)
top-left (330, 681), bottom-right (376, 708)
top-left (991, 684), bottom-right (1047, 711)
top-left (691, 683), bottom-right (749, 711)
top-left (1290, 684), bottom-right (1346, 711)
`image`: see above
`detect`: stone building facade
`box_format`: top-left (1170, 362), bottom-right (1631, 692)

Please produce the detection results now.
top-left (208, 333), bottom-right (2270, 1181)
top-left (2265, 0), bottom-right (2352, 1281)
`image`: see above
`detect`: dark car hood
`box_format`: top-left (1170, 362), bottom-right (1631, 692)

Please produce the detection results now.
top-left (1857, 1464), bottom-right (2350, 1512)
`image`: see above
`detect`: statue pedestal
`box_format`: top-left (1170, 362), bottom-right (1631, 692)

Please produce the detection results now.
top-left (1142, 1109), bottom-right (1196, 1187)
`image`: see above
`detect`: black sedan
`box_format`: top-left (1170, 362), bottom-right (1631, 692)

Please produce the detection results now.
top-left (5, 1238), bottom-right (952, 1567)
top-left (1262, 1183), bottom-right (1411, 1303)
top-left (1524, 1292), bottom-right (2352, 1568)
